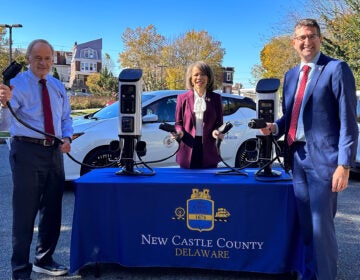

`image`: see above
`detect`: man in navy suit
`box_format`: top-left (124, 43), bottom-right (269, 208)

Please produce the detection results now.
top-left (261, 19), bottom-right (358, 279)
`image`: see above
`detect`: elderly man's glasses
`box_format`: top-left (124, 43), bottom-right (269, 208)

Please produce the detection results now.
top-left (294, 34), bottom-right (319, 41)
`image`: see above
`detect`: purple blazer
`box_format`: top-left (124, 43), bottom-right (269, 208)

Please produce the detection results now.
top-left (175, 90), bottom-right (223, 168)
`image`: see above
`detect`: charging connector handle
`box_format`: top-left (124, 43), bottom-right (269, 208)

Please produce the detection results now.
top-left (159, 122), bottom-right (177, 133)
top-left (2, 61), bottom-right (22, 87)
top-left (248, 118), bottom-right (267, 129)
top-left (218, 121), bottom-right (233, 134)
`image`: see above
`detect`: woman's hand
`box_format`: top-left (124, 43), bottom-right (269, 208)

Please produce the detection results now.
top-left (171, 130), bottom-right (184, 141)
top-left (212, 129), bottom-right (224, 140)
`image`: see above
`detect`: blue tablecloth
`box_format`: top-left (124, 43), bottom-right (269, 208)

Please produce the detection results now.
top-left (70, 168), bottom-right (305, 275)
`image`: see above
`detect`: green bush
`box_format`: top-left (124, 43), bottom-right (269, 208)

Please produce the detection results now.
top-left (70, 96), bottom-right (116, 110)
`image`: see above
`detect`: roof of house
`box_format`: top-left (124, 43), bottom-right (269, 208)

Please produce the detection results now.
top-left (73, 38), bottom-right (102, 60)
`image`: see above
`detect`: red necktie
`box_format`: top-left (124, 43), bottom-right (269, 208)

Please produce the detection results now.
top-left (39, 79), bottom-right (55, 140)
top-left (287, 65), bottom-right (311, 146)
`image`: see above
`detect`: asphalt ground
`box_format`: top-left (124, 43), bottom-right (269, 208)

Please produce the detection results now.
top-left (0, 143), bottom-right (359, 280)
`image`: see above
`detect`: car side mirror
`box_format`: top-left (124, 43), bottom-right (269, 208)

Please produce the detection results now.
top-left (142, 114), bottom-right (159, 123)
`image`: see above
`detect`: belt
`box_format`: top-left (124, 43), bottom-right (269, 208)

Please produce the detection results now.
top-left (13, 136), bottom-right (56, 147)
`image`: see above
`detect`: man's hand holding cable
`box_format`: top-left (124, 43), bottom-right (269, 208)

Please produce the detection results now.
top-left (0, 84), bottom-right (13, 108)
top-left (60, 137), bottom-right (71, 153)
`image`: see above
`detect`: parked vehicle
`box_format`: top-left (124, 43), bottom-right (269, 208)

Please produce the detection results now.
top-left (63, 90), bottom-right (258, 181)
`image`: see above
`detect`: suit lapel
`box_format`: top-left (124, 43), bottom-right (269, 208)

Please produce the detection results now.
top-left (303, 54), bottom-right (327, 105)
top-left (185, 90), bottom-right (196, 124)
top-left (286, 66), bottom-right (301, 112)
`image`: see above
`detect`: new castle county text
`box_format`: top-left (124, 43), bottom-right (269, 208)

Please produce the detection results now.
top-left (141, 234), bottom-right (264, 259)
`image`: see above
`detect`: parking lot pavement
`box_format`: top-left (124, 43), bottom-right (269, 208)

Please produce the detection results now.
top-left (0, 143), bottom-right (359, 279)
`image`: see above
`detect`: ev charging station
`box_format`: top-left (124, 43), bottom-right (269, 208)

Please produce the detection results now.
top-left (247, 78), bottom-right (281, 177)
top-left (116, 68), bottom-right (143, 175)
top-left (256, 78), bottom-right (280, 124)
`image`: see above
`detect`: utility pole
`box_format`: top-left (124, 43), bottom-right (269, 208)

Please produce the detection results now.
top-left (0, 24), bottom-right (23, 63)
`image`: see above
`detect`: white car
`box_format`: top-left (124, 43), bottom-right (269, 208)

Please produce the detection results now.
top-left (64, 90), bottom-right (258, 181)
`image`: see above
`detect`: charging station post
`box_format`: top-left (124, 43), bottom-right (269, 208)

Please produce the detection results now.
top-left (116, 68), bottom-right (143, 175)
top-left (254, 78), bottom-right (281, 177)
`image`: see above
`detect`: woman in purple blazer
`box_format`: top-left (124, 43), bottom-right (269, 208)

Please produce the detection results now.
top-left (174, 61), bottom-right (224, 168)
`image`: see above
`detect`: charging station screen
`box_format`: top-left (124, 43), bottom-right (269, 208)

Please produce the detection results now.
top-left (120, 85), bottom-right (136, 114)
top-left (121, 116), bottom-right (134, 132)
top-left (259, 100), bottom-right (273, 108)
top-left (258, 100), bottom-right (274, 122)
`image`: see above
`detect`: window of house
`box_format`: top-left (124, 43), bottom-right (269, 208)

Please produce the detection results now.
top-left (226, 72), bottom-right (232, 82)
top-left (81, 48), bottom-right (98, 59)
top-left (80, 63), bottom-right (88, 71)
top-left (89, 63), bottom-right (97, 71)
top-left (81, 62), bottom-right (97, 72)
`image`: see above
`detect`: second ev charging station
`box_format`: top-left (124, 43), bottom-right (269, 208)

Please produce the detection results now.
top-left (248, 78), bottom-right (281, 177)
top-left (116, 68), bottom-right (143, 175)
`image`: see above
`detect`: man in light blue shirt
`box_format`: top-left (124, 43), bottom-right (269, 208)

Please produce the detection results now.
top-left (0, 39), bottom-right (73, 280)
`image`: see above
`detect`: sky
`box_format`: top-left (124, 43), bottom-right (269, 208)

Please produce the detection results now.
top-left (1, 0), bottom-right (305, 88)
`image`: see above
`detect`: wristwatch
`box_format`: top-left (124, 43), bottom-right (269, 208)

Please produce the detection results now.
top-left (63, 137), bottom-right (72, 143)
top-left (341, 165), bottom-right (350, 169)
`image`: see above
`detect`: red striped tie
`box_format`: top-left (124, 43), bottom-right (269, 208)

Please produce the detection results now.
top-left (39, 79), bottom-right (55, 140)
top-left (287, 65), bottom-right (311, 146)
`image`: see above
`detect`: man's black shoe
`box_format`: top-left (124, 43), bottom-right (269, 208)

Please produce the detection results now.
top-left (32, 260), bottom-right (68, 276)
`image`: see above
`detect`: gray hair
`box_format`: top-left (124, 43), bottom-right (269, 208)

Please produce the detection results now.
top-left (26, 39), bottom-right (54, 58)
top-left (185, 61), bottom-right (215, 92)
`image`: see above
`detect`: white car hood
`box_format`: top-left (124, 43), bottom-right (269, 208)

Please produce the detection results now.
top-left (72, 116), bottom-right (111, 133)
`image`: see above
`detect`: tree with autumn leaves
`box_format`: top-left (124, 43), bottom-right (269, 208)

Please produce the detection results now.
top-left (254, 0), bottom-right (360, 89)
top-left (320, 0), bottom-right (360, 87)
top-left (119, 25), bottom-right (225, 91)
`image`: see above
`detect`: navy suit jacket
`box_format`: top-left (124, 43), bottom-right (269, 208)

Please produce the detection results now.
top-left (175, 89), bottom-right (223, 168)
top-left (277, 53), bottom-right (358, 178)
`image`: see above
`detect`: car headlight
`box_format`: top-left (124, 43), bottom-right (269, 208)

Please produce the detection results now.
top-left (71, 132), bottom-right (84, 141)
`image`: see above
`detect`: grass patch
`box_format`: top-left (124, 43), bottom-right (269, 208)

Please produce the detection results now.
top-left (70, 95), bottom-right (112, 117)
top-left (71, 108), bottom-right (100, 117)
top-left (70, 96), bottom-right (113, 110)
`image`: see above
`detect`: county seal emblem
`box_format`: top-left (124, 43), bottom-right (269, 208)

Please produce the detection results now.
top-left (186, 188), bottom-right (214, 232)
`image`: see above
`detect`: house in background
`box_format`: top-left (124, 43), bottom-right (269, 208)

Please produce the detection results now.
top-left (53, 50), bottom-right (72, 89)
top-left (69, 38), bottom-right (102, 91)
top-left (222, 66), bottom-right (234, 93)
top-left (8, 47), bottom-right (74, 90)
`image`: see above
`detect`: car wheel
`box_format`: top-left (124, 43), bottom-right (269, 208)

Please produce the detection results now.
top-left (234, 138), bottom-right (259, 168)
top-left (80, 146), bottom-right (120, 176)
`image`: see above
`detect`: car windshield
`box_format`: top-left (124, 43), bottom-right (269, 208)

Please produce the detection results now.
top-left (91, 94), bottom-right (156, 119)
